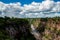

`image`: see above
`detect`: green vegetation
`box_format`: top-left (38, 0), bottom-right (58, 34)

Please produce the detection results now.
top-left (0, 16), bottom-right (60, 40)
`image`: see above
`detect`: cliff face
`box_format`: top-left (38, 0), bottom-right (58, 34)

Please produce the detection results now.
top-left (32, 18), bottom-right (60, 40)
top-left (0, 17), bottom-right (60, 40)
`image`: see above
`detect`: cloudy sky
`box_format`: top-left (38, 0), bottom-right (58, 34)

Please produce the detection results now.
top-left (0, 0), bottom-right (60, 18)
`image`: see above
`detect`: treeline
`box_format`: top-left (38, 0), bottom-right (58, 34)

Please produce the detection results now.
top-left (0, 16), bottom-right (36, 40)
top-left (0, 16), bottom-right (60, 40)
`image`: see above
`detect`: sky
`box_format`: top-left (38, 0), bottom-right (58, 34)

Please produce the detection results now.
top-left (0, 0), bottom-right (60, 5)
top-left (0, 0), bottom-right (44, 5)
top-left (0, 0), bottom-right (60, 18)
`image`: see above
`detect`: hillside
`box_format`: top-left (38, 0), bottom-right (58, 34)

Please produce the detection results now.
top-left (0, 17), bottom-right (60, 40)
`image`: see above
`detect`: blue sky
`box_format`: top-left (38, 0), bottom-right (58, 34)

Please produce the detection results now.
top-left (0, 0), bottom-right (60, 5)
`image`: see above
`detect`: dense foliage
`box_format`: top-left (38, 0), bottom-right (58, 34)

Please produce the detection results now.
top-left (0, 16), bottom-right (36, 40)
top-left (0, 16), bottom-right (60, 40)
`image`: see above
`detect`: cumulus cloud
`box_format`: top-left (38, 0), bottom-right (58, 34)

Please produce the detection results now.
top-left (0, 0), bottom-right (60, 18)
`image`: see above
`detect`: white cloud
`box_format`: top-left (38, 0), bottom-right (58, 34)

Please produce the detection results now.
top-left (0, 0), bottom-right (60, 18)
